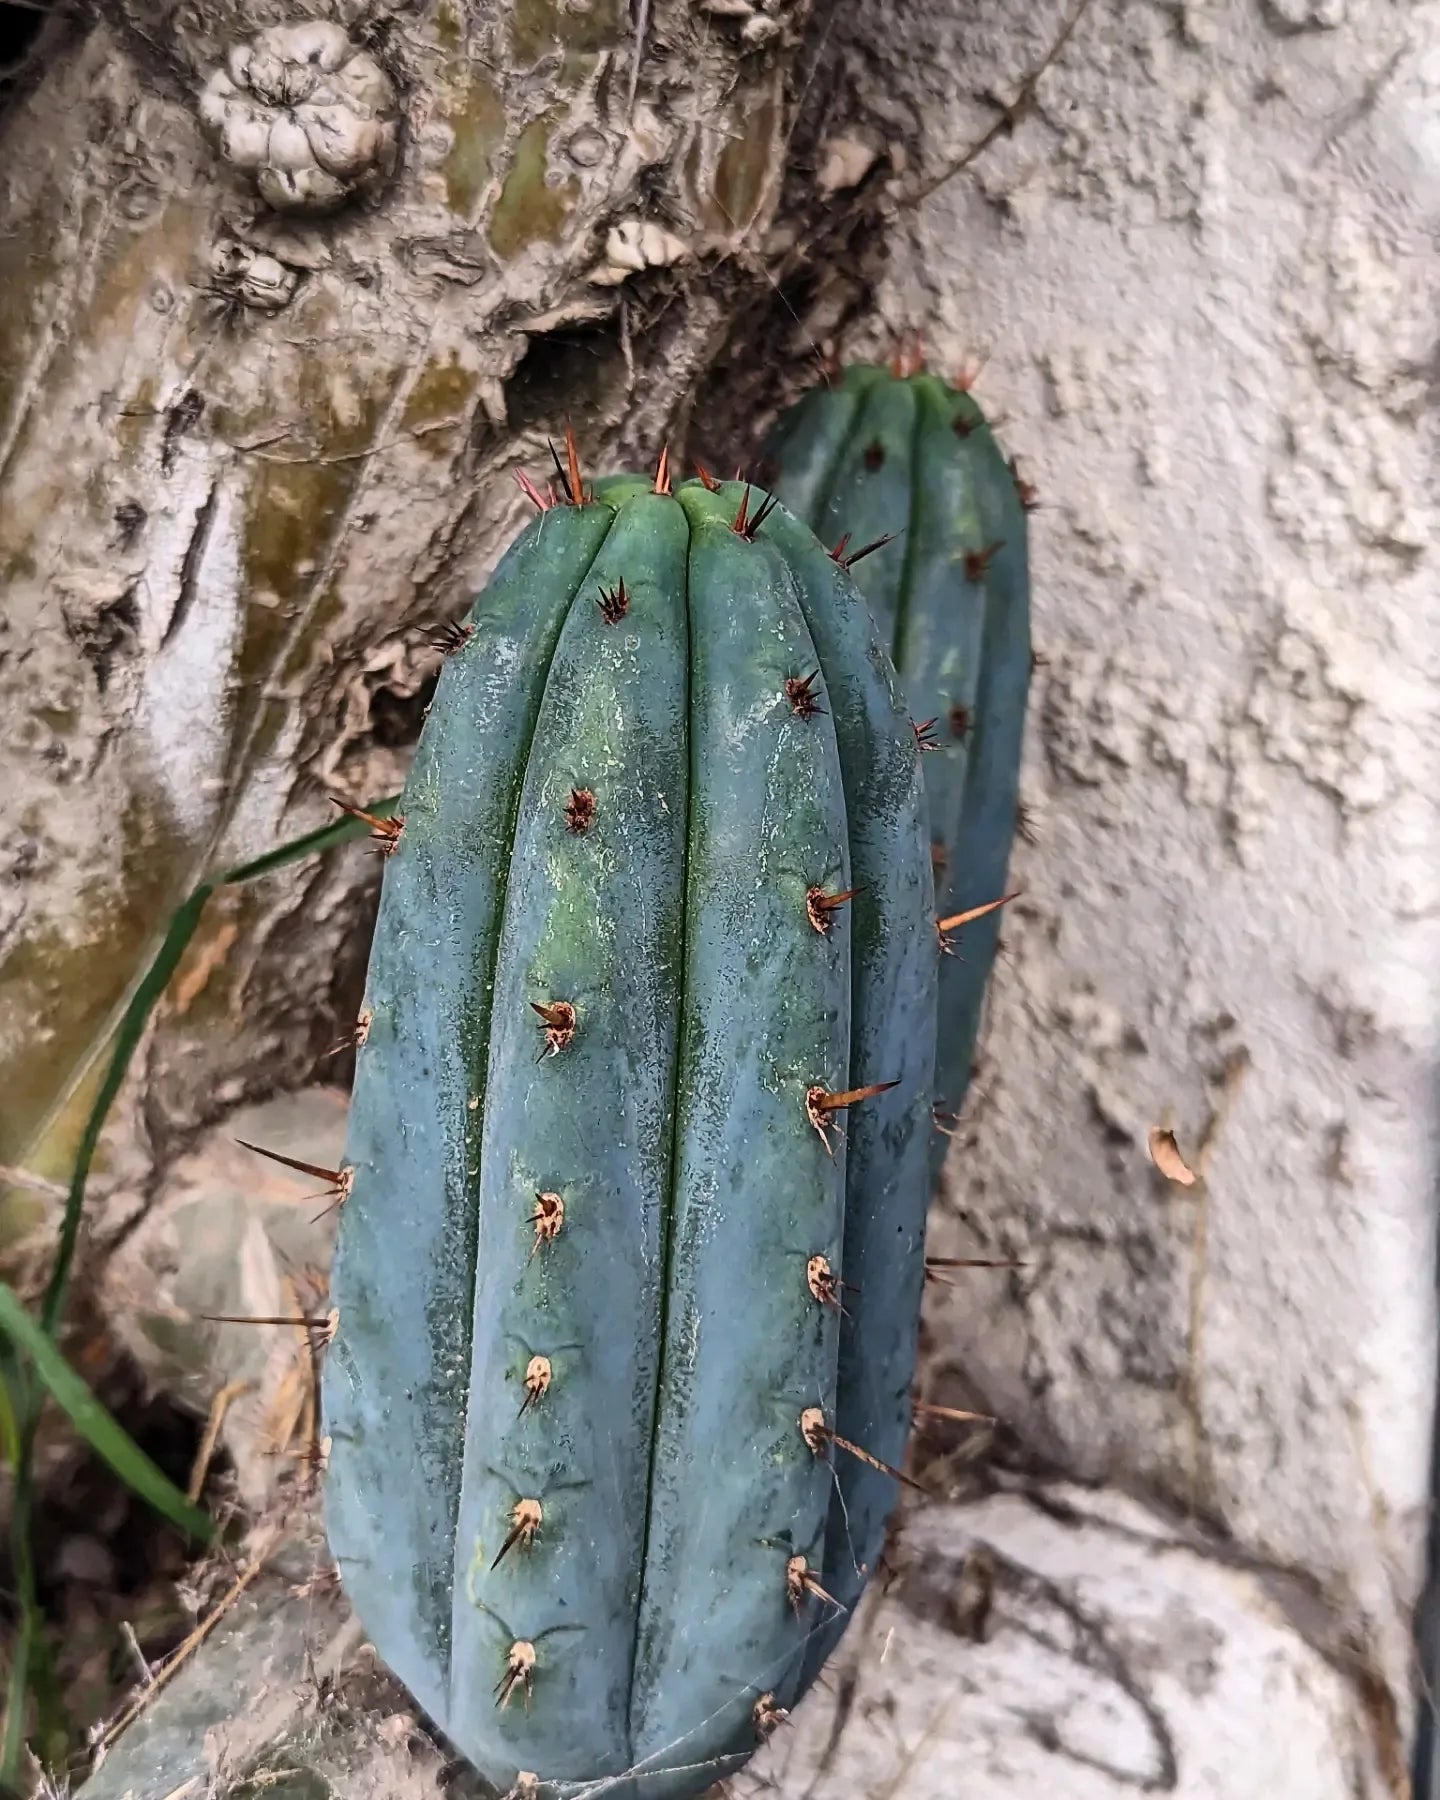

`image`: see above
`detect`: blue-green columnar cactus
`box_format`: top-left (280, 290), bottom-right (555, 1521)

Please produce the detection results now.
top-left (760, 364), bottom-right (1033, 1166)
top-left (321, 451), bottom-right (938, 1799)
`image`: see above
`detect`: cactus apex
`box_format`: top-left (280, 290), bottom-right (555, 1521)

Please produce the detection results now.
top-left (531, 1000), bottom-right (577, 1059)
top-left (519, 1354), bottom-right (552, 1415)
top-left (492, 1498), bottom-right (544, 1570)
top-left (805, 885), bottom-right (860, 935)
top-left (495, 1641), bottom-right (537, 1710)
top-left (330, 798), bottom-right (404, 855)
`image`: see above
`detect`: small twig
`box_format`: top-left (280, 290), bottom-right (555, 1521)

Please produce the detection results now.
top-left (118, 1619), bottom-right (154, 1688)
top-left (0, 1164), bottom-right (68, 1200)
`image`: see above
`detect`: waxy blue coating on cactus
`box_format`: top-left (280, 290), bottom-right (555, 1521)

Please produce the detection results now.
top-left (322, 473), bottom-right (936, 1799)
top-left (761, 366), bottom-right (1032, 1167)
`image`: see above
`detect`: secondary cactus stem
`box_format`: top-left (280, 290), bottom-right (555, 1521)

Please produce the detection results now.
top-left (235, 1140), bottom-right (354, 1215)
top-left (962, 541), bottom-right (1005, 582)
top-left (495, 1641), bottom-right (537, 1710)
top-left (330, 799), bottom-right (404, 856)
top-left (596, 580), bottom-right (630, 624)
top-left (829, 532), bottom-right (896, 570)
top-left (805, 885), bottom-right (859, 935)
top-left (913, 718), bottom-right (942, 754)
top-left (752, 1693), bottom-right (790, 1739)
top-left (492, 1498), bottom-right (544, 1569)
top-left (531, 1001), bottom-right (577, 1059)
top-left (564, 788), bottom-right (597, 834)
top-left (731, 486), bottom-right (780, 540)
top-left (652, 445), bottom-right (672, 495)
top-left (798, 1406), bottom-right (927, 1493)
top-left (805, 1081), bottom-right (899, 1154)
top-left (784, 672), bottom-right (826, 719)
top-left (519, 1354), bottom-right (552, 1415)
top-left (530, 1192), bottom-right (565, 1255)
top-left (936, 892), bottom-right (1020, 955)
top-left (785, 1553), bottom-right (840, 1614)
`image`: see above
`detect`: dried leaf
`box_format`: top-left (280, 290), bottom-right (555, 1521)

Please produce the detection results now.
top-left (1148, 1126), bottom-right (1196, 1188)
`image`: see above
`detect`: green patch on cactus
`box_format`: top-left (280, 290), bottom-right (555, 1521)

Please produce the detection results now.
top-left (489, 117), bottom-right (580, 259)
top-left (441, 75), bottom-right (507, 219)
top-left (511, 0), bottom-right (623, 64)
top-left (762, 365), bottom-right (1032, 1167)
top-left (324, 477), bottom-right (936, 1798)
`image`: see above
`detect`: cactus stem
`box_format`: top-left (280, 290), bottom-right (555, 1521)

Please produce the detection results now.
top-left (495, 1641), bottom-right (537, 1710)
top-left (805, 1081), bottom-right (899, 1153)
top-left (693, 460), bottom-right (721, 492)
top-left (549, 423), bottom-right (591, 507)
top-left (531, 1000), bottom-right (577, 1059)
top-left (530, 1191), bottom-right (565, 1256)
top-left (799, 1406), bottom-right (927, 1493)
top-left (492, 1498), bottom-right (544, 1569)
top-left (596, 580), bottom-right (630, 625)
top-left (784, 671), bottom-right (826, 719)
top-left (564, 788), bottom-right (597, 834)
top-left (948, 703), bottom-right (972, 740)
top-left (936, 892), bottom-right (1020, 954)
top-left (805, 885), bottom-right (860, 935)
top-left (519, 1354), bottom-right (553, 1415)
top-left (913, 718), bottom-right (942, 754)
top-left (752, 1693), bottom-right (791, 1739)
top-left (429, 619), bottom-right (475, 656)
top-left (962, 541), bottom-right (1005, 582)
top-left (731, 485), bottom-right (780, 541)
top-left (830, 532), bottom-right (896, 570)
top-left (235, 1140), bottom-right (354, 1214)
top-left (785, 1553), bottom-right (840, 1614)
top-left (652, 444), bottom-right (672, 495)
top-left (329, 798), bottom-right (404, 856)
top-left (515, 468), bottom-right (555, 512)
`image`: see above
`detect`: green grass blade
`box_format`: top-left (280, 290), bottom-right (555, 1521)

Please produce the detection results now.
top-left (0, 1283), bottom-right (214, 1543)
